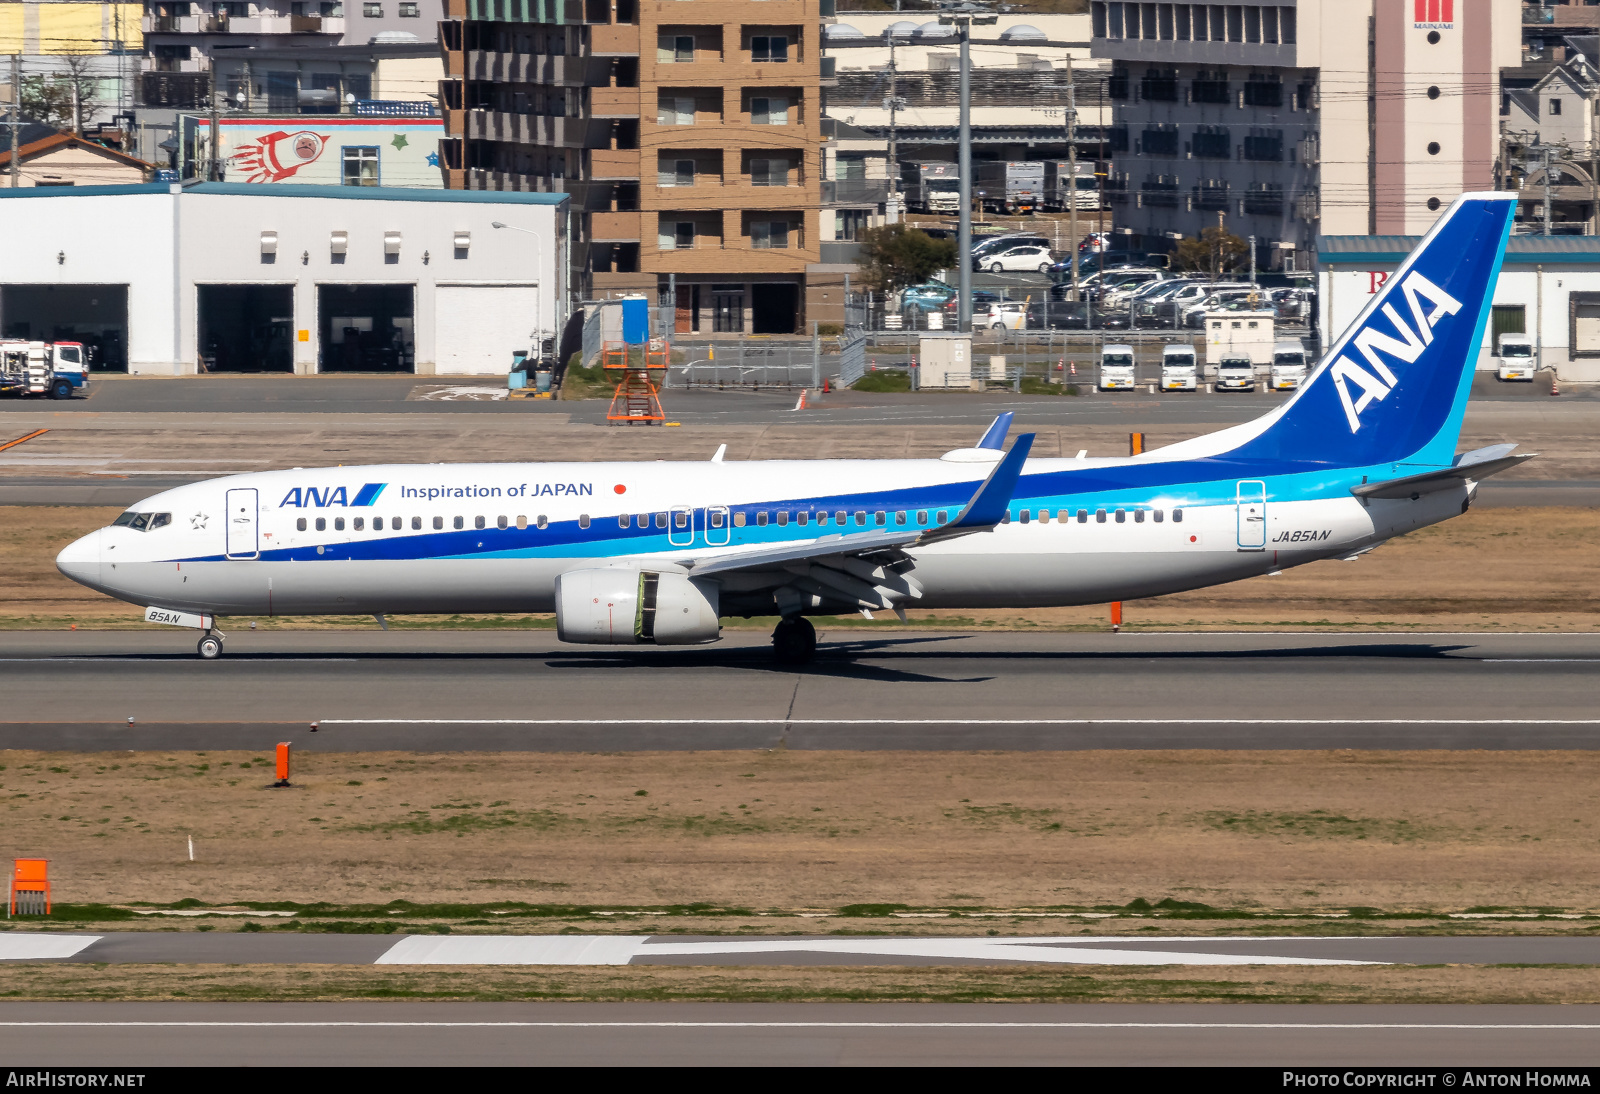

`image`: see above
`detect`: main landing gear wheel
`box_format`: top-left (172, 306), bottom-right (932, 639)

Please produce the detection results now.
top-left (772, 617), bottom-right (816, 665)
top-left (197, 634), bottom-right (223, 660)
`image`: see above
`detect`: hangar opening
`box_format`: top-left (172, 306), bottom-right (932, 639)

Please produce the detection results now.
top-left (319, 284), bottom-right (415, 372)
top-left (197, 285), bottom-right (294, 372)
top-left (0, 285), bottom-right (129, 371)
top-left (751, 282), bottom-right (799, 335)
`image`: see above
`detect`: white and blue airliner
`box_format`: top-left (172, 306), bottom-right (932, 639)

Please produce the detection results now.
top-left (56, 193), bottom-right (1532, 662)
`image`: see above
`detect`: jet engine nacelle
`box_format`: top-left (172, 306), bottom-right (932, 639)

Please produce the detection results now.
top-left (554, 568), bottom-right (721, 645)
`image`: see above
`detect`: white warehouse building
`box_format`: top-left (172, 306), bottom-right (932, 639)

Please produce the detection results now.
top-left (1319, 235), bottom-right (1600, 382)
top-left (0, 183), bottom-right (567, 376)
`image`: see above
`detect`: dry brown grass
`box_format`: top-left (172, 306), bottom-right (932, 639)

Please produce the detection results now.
top-left (4, 962), bottom-right (1600, 1004)
top-left (4, 505), bottom-right (1598, 630)
top-left (6, 750), bottom-right (1600, 915)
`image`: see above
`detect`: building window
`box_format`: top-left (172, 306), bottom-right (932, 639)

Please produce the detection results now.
top-left (1550, 98), bottom-right (1563, 116)
top-left (659, 157), bottom-right (695, 186)
top-left (1192, 69), bottom-right (1229, 104)
top-left (658, 34), bottom-right (694, 62)
top-left (1243, 74), bottom-right (1284, 107)
top-left (1140, 67), bottom-right (1178, 102)
top-left (750, 95), bottom-right (788, 124)
top-left (1192, 125), bottom-right (1230, 159)
top-left (1140, 125), bottom-right (1179, 156)
top-left (657, 94), bottom-right (696, 124)
top-left (835, 152), bottom-right (865, 180)
top-left (659, 220), bottom-right (695, 250)
top-left (751, 220), bottom-right (790, 248)
top-left (751, 35), bottom-right (788, 62)
top-left (342, 146), bottom-right (379, 186)
top-left (362, 2), bottom-right (381, 15)
top-left (836, 209), bottom-right (868, 241)
top-left (399, 0), bottom-right (418, 13)
top-left (1242, 129), bottom-right (1284, 162)
top-left (749, 157), bottom-right (790, 186)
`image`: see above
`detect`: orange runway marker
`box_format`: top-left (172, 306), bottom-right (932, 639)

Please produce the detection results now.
top-left (0, 428), bottom-right (48, 453)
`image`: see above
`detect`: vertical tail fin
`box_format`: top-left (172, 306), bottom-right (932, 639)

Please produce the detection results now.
top-left (1215, 192), bottom-right (1516, 469)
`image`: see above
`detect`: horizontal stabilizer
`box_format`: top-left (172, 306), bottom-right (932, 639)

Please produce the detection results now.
top-left (1351, 444), bottom-right (1536, 500)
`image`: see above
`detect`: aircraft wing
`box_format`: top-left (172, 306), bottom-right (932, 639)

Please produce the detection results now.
top-left (667, 435), bottom-right (1036, 614)
top-left (1351, 443), bottom-right (1536, 500)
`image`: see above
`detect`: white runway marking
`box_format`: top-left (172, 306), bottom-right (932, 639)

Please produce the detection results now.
top-left (369, 935), bottom-right (1383, 967)
top-left (1, 1022), bottom-right (1596, 1030)
top-left (0, 935), bottom-right (100, 960)
top-left (320, 718), bottom-right (1600, 726)
top-left (376, 935), bottom-right (647, 965)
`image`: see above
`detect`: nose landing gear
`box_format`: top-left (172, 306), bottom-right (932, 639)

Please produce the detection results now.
top-left (197, 632), bottom-right (224, 660)
top-left (771, 616), bottom-right (816, 665)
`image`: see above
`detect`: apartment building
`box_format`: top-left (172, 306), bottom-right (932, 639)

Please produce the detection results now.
top-left (437, 0), bottom-right (824, 335)
top-left (140, 0), bottom-right (441, 107)
top-left (1090, 0), bottom-right (1519, 269)
top-left (0, 3), bottom-right (144, 128)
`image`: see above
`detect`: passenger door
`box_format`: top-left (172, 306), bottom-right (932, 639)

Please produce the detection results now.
top-left (224, 488), bottom-right (259, 559)
top-left (1235, 480), bottom-right (1267, 551)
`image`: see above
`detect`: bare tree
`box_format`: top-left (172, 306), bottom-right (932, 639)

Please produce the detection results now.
top-left (20, 55), bottom-right (98, 135)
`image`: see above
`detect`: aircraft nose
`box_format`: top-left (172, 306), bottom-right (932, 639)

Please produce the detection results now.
top-left (56, 529), bottom-right (102, 587)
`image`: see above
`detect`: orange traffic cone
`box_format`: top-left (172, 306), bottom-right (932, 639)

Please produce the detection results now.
top-left (1551, 371), bottom-right (1561, 397)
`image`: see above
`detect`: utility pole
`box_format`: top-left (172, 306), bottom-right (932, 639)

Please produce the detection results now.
top-left (942, 7), bottom-right (996, 332)
top-left (1248, 233), bottom-right (1256, 286)
top-left (957, 18), bottom-right (973, 333)
top-left (886, 29), bottom-right (899, 221)
top-left (1543, 146), bottom-right (1553, 236)
top-left (8, 55), bottom-right (19, 189)
top-left (208, 67), bottom-right (220, 181)
top-left (1065, 54), bottom-right (1080, 302)
top-left (1591, 85), bottom-right (1599, 234)
top-left (1214, 209), bottom-right (1225, 281)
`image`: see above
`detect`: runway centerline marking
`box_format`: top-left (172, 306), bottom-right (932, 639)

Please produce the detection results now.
top-left (3, 1022), bottom-right (1599, 1030)
top-left (315, 718), bottom-right (1600, 726)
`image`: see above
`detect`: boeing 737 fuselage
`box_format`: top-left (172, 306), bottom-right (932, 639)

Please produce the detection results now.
top-left (55, 194), bottom-right (1531, 663)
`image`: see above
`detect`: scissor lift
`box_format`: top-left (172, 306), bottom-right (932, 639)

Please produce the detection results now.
top-left (603, 339), bottom-right (668, 426)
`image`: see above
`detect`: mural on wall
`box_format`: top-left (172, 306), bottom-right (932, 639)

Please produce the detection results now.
top-left (199, 118), bottom-right (444, 188)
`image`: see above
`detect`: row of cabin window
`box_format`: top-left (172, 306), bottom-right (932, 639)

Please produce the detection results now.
top-left (1003, 507), bottom-right (1184, 525)
top-left (296, 514), bottom-right (545, 533)
top-left (294, 507), bottom-right (1187, 534)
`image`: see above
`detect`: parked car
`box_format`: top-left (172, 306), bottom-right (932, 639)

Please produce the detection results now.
top-left (1081, 266), bottom-right (1167, 303)
top-left (1182, 289), bottom-right (1265, 329)
top-left (1026, 300), bottom-right (1121, 330)
top-left (981, 302), bottom-right (1029, 330)
top-left (976, 243), bottom-right (1055, 273)
top-left (900, 280), bottom-right (956, 311)
top-left (974, 234), bottom-right (1049, 259)
top-left (941, 289), bottom-right (1003, 314)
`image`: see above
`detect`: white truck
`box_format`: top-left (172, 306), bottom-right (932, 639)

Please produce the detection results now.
top-left (1216, 353), bottom-right (1258, 392)
top-left (1269, 340), bottom-right (1308, 391)
top-left (1495, 333), bottom-right (1535, 381)
top-left (1205, 309), bottom-right (1275, 375)
top-left (1043, 159), bottom-right (1102, 211)
top-left (0, 340), bottom-right (89, 400)
top-left (1098, 343), bottom-right (1136, 391)
top-left (1160, 344), bottom-right (1198, 391)
top-left (974, 161), bottom-right (1045, 215)
top-left (900, 161), bottom-right (961, 215)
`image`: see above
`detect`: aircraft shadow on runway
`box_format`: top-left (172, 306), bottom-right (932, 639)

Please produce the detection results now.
top-left (543, 635), bottom-right (995, 684)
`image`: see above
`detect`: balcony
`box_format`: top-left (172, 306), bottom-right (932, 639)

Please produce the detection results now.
top-left (822, 178), bottom-right (888, 205)
top-left (290, 14), bottom-right (322, 32)
top-left (592, 210), bottom-right (643, 241)
top-left (592, 150), bottom-right (642, 179)
top-left (591, 22), bottom-right (639, 54)
top-left (591, 86), bottom-right (640, 118)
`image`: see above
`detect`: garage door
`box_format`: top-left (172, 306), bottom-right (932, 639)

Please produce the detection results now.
top-left (433, 285), bottom-right (540, 375)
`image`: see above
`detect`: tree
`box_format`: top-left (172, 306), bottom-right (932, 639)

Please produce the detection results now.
top-left (20, 56), bottom-right (99, 136)
top-left (856, 224), bottom-right (957, 292)
top-left (1173, 226), bottom-right (1249, 280)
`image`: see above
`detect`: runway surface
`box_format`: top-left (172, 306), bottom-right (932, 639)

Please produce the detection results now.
top-left (7, 932), bottom-right (1600, 968)
top-left (3, 632), bottom-right (1599, 751)
top-left (2, 1002), bottom-right (1597, 1065)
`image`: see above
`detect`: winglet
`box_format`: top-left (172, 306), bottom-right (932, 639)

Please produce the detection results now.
top-left (976, 412), bottom-right (1014, 450)
top-left (919, 433), bottom-right (1035, 544)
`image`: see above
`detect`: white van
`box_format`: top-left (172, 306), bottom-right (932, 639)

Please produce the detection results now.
top-left (1160, 344), bottom-right (1198, 391)
top-left (1216, 353), bottom-right (1257, 392)
top-left (1098, 344), bottom-right (1136, 391)
top-left (1270, 340), bottom-right (1308, 391)
top-left (1496, 333), bottom-right (1535, 381)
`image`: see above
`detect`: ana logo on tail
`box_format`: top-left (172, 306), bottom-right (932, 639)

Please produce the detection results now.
top-left (1330, 271), bottom-right (1462, 432)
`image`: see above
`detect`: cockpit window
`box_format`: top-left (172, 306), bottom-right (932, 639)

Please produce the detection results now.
top-left (110, 511), bottom-right (171, 532)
